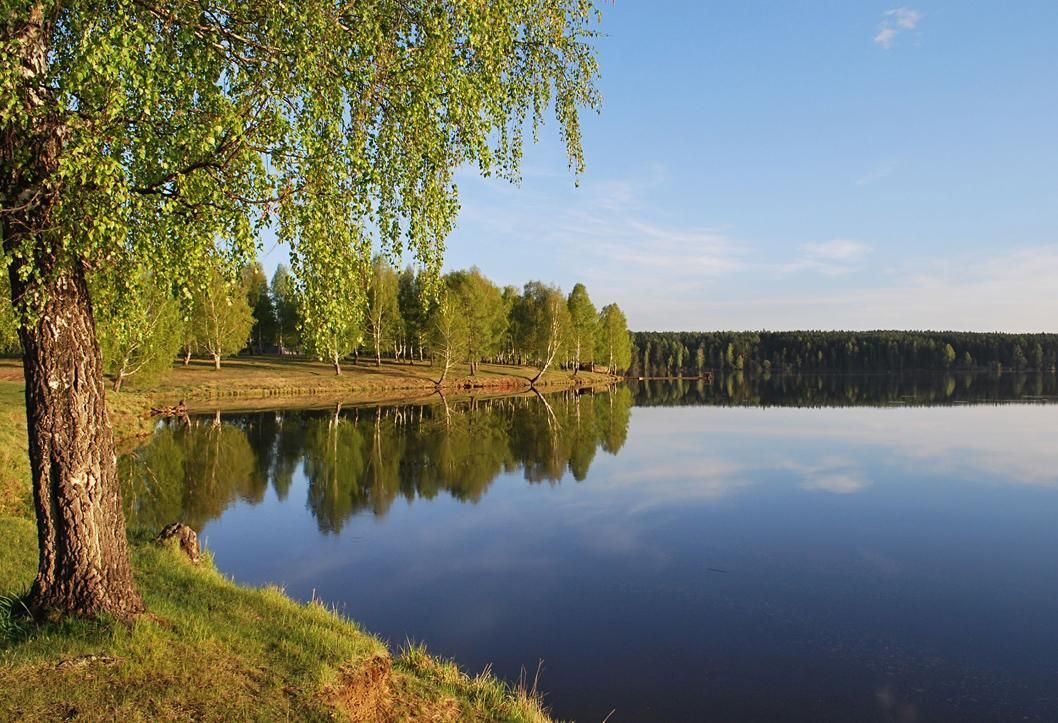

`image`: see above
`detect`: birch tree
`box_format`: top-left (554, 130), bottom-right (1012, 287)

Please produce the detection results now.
top-left (96, 275), bottom-right (183, 391)
top-left (365, 255), bottom-right (399, 367)
top-left (566, 282), bottom-right (597, 374)
top-left (270, 264), bottom-right (299, 354)
top-left (427, 284), bottom-right (468, 387)
top-left (191, 266), bottom-right (254, 370)
top-left (242, 263), bottom-right (274, 354)
top-left (0, 0), bottom-right (600, 620)
top-left (449, 267), bottom-right (505, 375)
top-left (295, 244), bottom-right (365, 375)
top-left (597, 303), bottom-right (631, 374)
top-left (397, 266), bottom-right (427, 362)
top-left (517, 281), bottom-right (571, 385)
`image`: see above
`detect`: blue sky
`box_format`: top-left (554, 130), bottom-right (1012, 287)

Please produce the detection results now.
top-left (266, 2), bottom-right (1058, 332)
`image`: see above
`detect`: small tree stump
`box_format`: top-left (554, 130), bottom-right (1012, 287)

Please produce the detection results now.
top-left (155, 523), bottom-right (200, 563)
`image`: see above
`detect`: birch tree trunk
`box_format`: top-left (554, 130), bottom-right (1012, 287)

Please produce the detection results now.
top-left (8, 261), bottom-right (144, 620)
top-left (1, 5), bottom-right (142, 621)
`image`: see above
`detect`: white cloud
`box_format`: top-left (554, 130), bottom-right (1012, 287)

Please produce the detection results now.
top-left (445, 170), bottom-right (757, 329)
top-left (606, 220), bottom-right (746, 276)
top-left (887, 7), bottom-right (923, 29)
top-left (803, 473), bottom-right (872, 494)
top-left (604, 460), bottom-right (753, 512)
top-left (874, 26), bottom-right (898, 49)
top-left (874, 7), bottom-right (923, 48)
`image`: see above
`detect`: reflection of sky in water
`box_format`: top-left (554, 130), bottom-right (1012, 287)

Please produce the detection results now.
top-left (198, 403), bottom-right (1058, 722)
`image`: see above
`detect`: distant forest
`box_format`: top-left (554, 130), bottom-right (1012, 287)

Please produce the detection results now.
top-left (631, 331), bottom-right (1058, 376)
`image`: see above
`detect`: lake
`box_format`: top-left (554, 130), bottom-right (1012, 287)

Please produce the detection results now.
top-left (122, 373), bottom-right (1058, 722)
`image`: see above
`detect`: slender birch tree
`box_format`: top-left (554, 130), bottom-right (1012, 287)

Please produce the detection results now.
top-left (427, 283), bottom-right (468, 387)
top-left (365, 255), bottom-right (399, 367)
top-left (516, 281), bottom-right (571, 385)
top-left (566, 282), bottom-right (597, 375)
top-left (597, 303), bottom-right (631, 375)
top-left (296, 244), bottom-right (365, 375)
top-left (269, 264), bottom-right (299, 354)
top-left (191, 266), bottom-right (254, 370)
top-left (397, 266), bottom-right (427, 363)
top-left (95, 274), bottom-right (183, 391)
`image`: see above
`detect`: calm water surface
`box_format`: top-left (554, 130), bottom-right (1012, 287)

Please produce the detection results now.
top-left (122, 374), bottom-right (1058, 722)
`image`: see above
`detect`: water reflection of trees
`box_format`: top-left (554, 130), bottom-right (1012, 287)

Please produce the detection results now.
top-left (121, 386), bottom-right (633, 534)
top-left (632, 371), bottom-right (1058, 408)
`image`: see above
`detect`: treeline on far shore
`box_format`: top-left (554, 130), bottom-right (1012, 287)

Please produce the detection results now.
top-left (632, 330), bottom-right (1058, 377)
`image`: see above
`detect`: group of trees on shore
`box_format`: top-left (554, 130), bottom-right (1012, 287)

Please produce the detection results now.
top-left (632, 330), bottom-right (1058, 377)
top-left (1, 261), bottom-right (634, 387)
top-left (285, 260), bottom-right (635, 382)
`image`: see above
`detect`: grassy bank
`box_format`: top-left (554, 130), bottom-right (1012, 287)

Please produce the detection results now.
top-left (0, 518), bottom-right (549, 722)
top-left (0, 356), bottom-right (575, 720)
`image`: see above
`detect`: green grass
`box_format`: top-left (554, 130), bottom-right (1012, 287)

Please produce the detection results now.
top-left (0, 358), bottom-right (563, 721)
top-left (0, 383), bottom-right (30, 518)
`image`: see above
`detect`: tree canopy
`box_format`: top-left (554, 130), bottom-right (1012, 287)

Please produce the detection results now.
top-left (3, 0), bottom-right (601, 307)
top-left (448, 267), bottom-right (506, 375)
top-left (513, 281), bottom-right (571, 383)
top-left (598, 303), bottom-right (632, 375)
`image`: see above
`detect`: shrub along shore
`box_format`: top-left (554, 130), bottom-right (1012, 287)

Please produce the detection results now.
top-left (0, 356), bottom-right (618, 721)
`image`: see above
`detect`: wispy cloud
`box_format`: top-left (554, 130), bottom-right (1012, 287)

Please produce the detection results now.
top-left (660, 405), bottom-right (1058, 491)
top-left (606, 221), bottom-right (746, 276)
top-left (452, 166), bottom-right (751, 301)
top-left (802, 239), bottom-right (871, 263)
top-left (777, 239), bottom-right (872, 277)
top-left (874, 7), bottom-right (923, 49)
top-left (888, 7), bottom-right (924, 29)
top-left (604, 460), bottom-right (754, 512)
